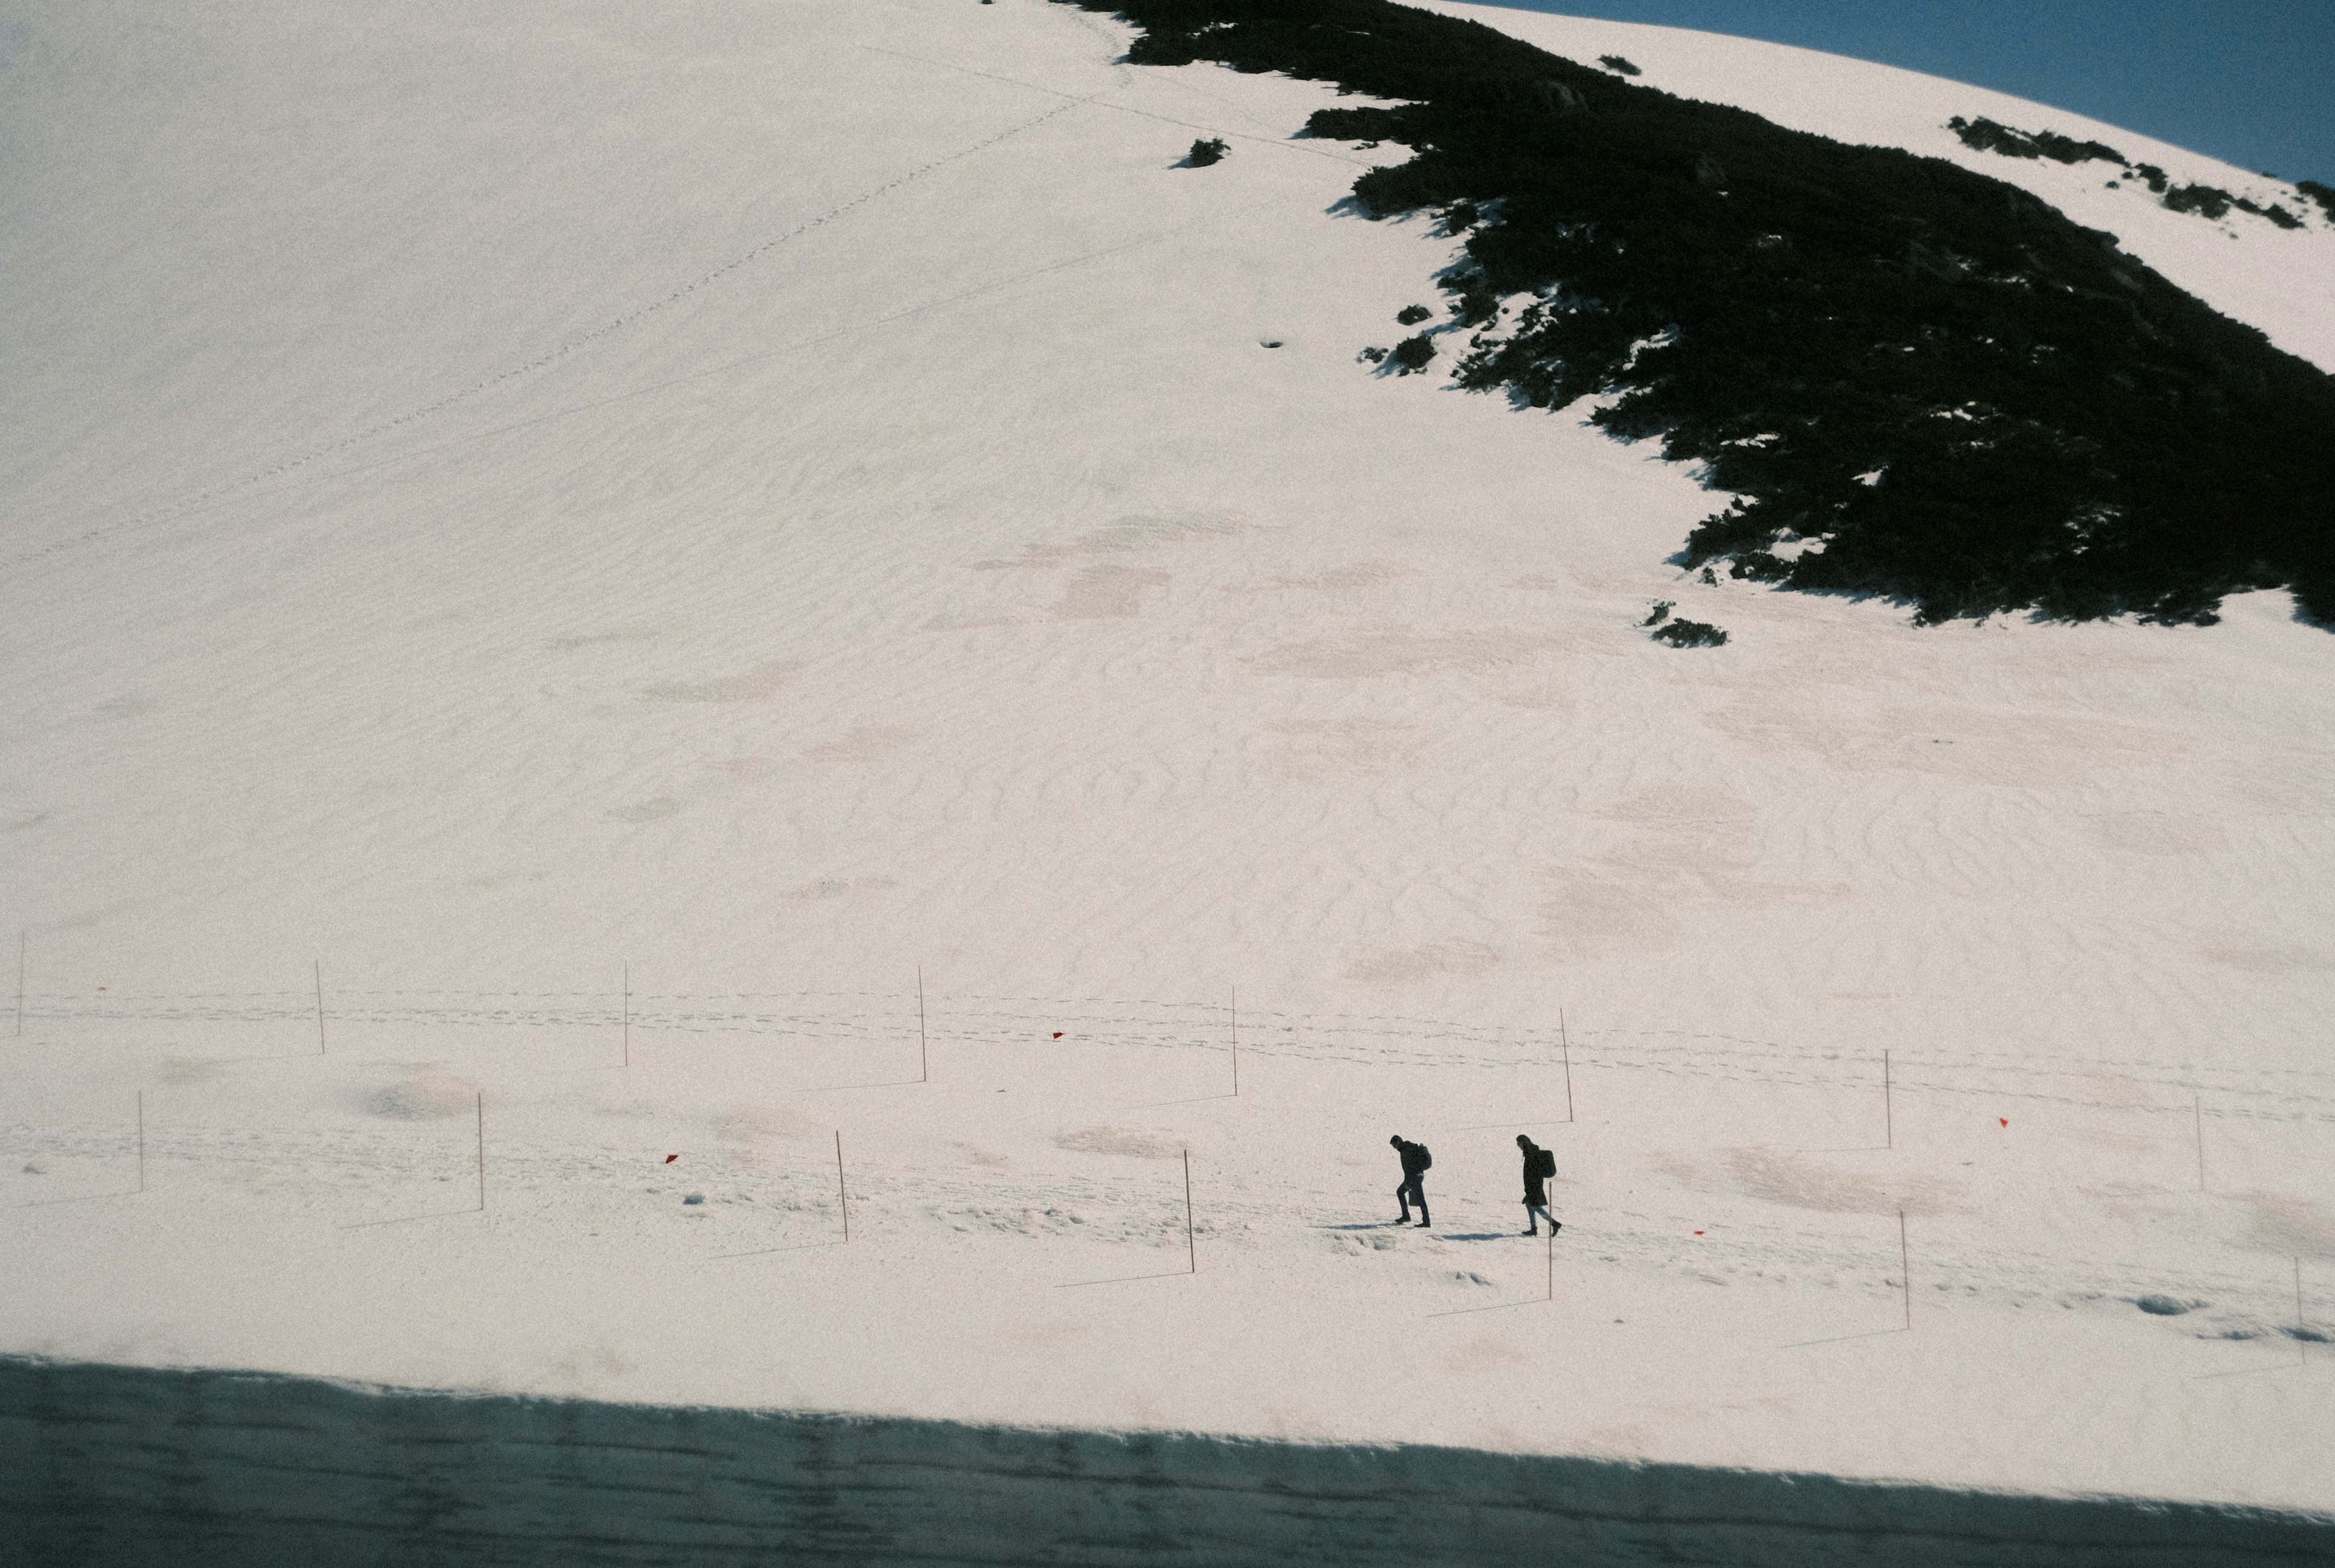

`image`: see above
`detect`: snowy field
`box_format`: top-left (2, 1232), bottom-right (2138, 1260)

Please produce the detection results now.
top-left (4, 0), bottom-right (2332, 1518)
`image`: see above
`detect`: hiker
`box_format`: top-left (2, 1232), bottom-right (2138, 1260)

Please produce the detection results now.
top-left (1389, 1135), bottom-right (1431, 1227)
top-left (1518, 1134), bottom-right (1560, 1236)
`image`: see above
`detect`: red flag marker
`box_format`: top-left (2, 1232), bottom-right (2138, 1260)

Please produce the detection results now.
top-left (1694, 1230), bottom-right (1704, 1236)
top-left (1998, 1117), bottom-right (2008, 1128)
top-left (664, 1154), bottom-right (679, 1163)
top-left (1052, 1032), bottom-right (1063, 1039)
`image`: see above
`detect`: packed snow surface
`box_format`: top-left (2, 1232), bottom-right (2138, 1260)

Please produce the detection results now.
top-left (4, 0), bottom-right (2331, 1514)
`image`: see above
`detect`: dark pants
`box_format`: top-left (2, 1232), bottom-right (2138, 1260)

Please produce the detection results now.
top-left (1396, 1175), bottom-right (1428, 1223)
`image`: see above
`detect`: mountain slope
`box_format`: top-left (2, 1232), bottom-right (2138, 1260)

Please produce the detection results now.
top-left (1070, 0), bottom-right (2335, 626)
top-left (2, 0), bottom-right (2331, 1516)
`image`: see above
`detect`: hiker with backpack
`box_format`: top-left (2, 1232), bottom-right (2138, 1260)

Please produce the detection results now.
top-left (1389, 1135), bottom-right (1431, 1227)
top-left (1518, 1134), bottom-right (1560, 1236)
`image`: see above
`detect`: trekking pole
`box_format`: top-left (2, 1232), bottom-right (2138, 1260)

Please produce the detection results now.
top-left (917, 967), bottom-right (928, 1083)
top-left (1546, 1225), bottom-right (1554, 1301)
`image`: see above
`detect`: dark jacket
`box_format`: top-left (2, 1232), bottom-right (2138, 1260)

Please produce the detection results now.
top-left (1520, 1139), bottom-right (1550, 1202)
top-left (1393, 1138), bottom-right (1430, 1179)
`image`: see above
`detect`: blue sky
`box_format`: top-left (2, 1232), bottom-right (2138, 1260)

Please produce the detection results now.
top-left (1487, 1), bottom-right (2334, 183)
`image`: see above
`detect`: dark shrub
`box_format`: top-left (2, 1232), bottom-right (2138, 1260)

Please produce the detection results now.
top-left (1948, 115), bottom-right (2123, 166)
top-left (1186, 137), bottom-right (1229, 167)
top-left (1389, 334), bottom-right (1436, 373)
top-left (2163, 183), bottom-right (2234, 219)
top-left (1652, 618), bottom-right (1729, 648)
top-left (1641, 600), bottom-right (1673, 627)
top-left (1396, 303), bottom-right (1433, 325)
top-left (2300, 180), bottom-right (2335, 222)
top-left (1599, 54), bottom-right (1641, 76)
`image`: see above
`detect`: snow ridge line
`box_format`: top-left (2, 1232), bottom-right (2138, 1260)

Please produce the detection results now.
top-left (9, 91), bottom-right (1102, 575)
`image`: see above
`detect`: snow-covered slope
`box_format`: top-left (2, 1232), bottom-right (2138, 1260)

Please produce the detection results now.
top-left (4, 0), bottom-right (2331, 1514)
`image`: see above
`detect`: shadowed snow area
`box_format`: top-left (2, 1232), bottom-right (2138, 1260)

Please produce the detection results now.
top-left (2, 0), bottom-right (2331, 1532)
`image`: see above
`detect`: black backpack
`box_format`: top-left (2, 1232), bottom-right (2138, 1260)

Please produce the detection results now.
top-left (1531, 1147), bottom-right (1557, 1179)
top-left (1415, 1142), bottom-right (1432, 1172)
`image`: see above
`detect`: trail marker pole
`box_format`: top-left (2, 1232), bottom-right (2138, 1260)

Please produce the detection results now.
top-left (1883, 1051), bottom-right (1894, 1150)
top-left (15, 931), bottom-right (23, 1038)
top-left (622, 964), bottom-right (631, 1068)
top-left (1898, 1209), bottom-right (1911, 1330)
top-left (1183, 1149), bottom-right (1196, 1274)
top-left (476, 1093), bottom-right (486, 1212)
top-left (1560, 1008), bottom-right (1574, 1123)
top-left (1230, 986), bottom-right (1239, 1097)
top-left (916, 967), bottom-right (928, 1083)
top-left (2195, 1096), bottom-right (2206, 1192)
top-left (836, 1131), bottom-right (851, 1243)
top-left (314, 960), bottom-right (326, 1054)
top-left (2299, 1258), bottom-right (2308, 1368)
top-left (137, 1091), bottom-right (146, 1194)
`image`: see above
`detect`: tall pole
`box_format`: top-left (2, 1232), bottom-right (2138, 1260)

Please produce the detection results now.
top-left (1899, 1209), bottom-right (1911, 1330)
top-left (836, 1131), bottom-right (851, 1243)
top-left (2195, 1096), bottom-right (2206, 1193)
top-left (476, 1092), bottom-right (486, 1211)
top-left (917, 967), bottom-right (928, 1083)
top-left (137, 1091), bottom-right (146, 1194)
top-left (622, 963), bottom-right (631, 1068)
top-left (1230, 985), bottom-right (1239, 1097)
top-left (1560, 1008), bottom-right (1574, 1122)
top-left (1883, 1050), bottom-right (1894, 1150)
top-left (314, 959), bottom-right (326, 1054)
top-left (1183, 1149), bottom-right (1196, 1274)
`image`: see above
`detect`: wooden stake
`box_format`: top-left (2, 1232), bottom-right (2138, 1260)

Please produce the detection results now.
top-left (137, 1091), bottom-right (145, 1194)
top-left (2195, 1095), bottom-right (2206, 1193)
top-left (1883, 1050), bottom-right (1894, 1150)
top-left (314, 959), bottom-right (326, 1055)
top-left (476, 1092), bottom-right (486, 1212)
top-left (1899, 1209), bottom-right (1911, 1330)
top-left (836, 1130), bottom-right (850, 1243)
top-left (1560, 1008), bottom-right (1574, 1123)
top-left (1230, 985), bottom-right (1239, 1097)
top-left (622, 963), bottom-right (631, 1068)
top-left (1183, 1149), bottom-right (1196, 1274)
top-left (916, 967), bottom-right (928, 1083)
